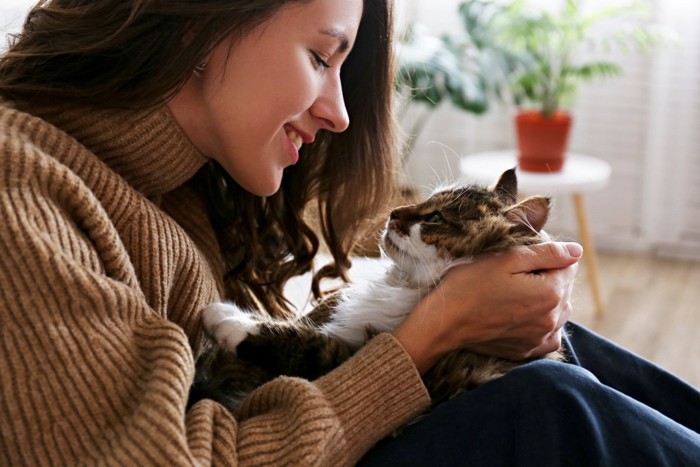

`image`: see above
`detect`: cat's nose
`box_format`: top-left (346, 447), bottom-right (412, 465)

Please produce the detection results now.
top-left (388, 217), bottom-right (410, 236)
top-left (390, 207), bottom-right (409, 220)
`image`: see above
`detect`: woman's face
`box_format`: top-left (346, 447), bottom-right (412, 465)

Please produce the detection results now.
top-left (169, 0), bottom-right (363, 196)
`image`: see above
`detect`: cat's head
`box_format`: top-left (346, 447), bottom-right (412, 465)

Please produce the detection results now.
top-left (381, 168), bottom-right (550, 285)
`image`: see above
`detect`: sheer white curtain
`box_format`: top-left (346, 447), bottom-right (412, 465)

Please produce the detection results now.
top-left (641, 0), bottom-right (700, 258)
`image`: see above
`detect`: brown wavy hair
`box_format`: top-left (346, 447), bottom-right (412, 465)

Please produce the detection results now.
top-left (0, 0), bottom-right (398, 316)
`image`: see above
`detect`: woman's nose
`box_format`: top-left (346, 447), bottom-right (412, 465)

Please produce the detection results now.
top-left (311, 74), bottom-right (350, 133)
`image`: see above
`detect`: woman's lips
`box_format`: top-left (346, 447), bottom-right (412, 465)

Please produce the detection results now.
top-left (286, 128), bottom-right (303, 151)
top-left (284, 124), bottom-right (314, 149)
top-left (283, 125), bottom-right (314, 165)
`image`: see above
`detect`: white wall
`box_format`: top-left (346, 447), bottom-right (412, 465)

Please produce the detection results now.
top-left (0, 0), bottom-right (33, 46)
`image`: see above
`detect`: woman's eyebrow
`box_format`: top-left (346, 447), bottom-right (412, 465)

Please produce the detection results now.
top-left (319, 28), bottom-right (350, 53)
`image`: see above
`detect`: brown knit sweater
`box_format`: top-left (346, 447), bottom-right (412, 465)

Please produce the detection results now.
top-left (0, 99), bottom-right (429, 466)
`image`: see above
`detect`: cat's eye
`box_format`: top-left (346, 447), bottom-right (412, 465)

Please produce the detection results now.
top-left (424, 212), bottom-right (444, 224)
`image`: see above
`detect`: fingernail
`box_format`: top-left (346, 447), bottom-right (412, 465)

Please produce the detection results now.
top-left (566, 243), bottom-right (583, 258)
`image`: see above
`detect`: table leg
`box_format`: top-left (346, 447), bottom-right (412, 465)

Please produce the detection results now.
top-left (572, 193), bottom-right (605, 318)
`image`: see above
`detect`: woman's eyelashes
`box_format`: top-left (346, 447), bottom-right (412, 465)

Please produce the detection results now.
top-left (310, 51), bottom-right (331, 69)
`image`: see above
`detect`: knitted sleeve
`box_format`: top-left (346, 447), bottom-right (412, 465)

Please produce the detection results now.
top-left (0, 126), bottom-right (429, 465)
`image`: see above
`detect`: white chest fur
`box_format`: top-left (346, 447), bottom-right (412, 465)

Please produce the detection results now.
top-left (319, 266), bottom-right (427, 349)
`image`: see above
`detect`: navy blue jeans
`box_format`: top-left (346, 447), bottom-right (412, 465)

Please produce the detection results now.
top-left (360, 322), bottom-right (700, 466)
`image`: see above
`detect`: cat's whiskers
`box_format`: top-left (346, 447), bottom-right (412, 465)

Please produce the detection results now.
top-left (399, 235), bottom-right (425, 288)
top-left (384, 225), bottom-right (440, 290)
top-left (426, 140), bottom-right (459, 183)
top-left (426, 179), bottom-right (464, 200)
top-left (404, 225), bottom-right (438, 289)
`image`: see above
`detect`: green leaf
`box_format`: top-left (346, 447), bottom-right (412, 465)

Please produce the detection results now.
top-left (566, 62), bottom-right (622, 81)
top-left (452, 0), bottom-right (677, 114)
top-left (395, 24), bottom-right (490, 113)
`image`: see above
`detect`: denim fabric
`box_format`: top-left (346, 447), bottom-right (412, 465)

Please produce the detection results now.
top-left (360, 322), bottom-right (700, 466)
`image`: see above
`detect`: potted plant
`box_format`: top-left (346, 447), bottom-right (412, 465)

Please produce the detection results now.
top-left (456, 0), bottom-right (677, 172)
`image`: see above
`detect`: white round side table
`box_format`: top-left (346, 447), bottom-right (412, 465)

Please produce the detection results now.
top-left (460, 150), bottom-right (612, 318)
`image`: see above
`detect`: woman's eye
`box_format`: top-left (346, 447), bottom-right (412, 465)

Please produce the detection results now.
top-left (424, 212), bottom-right (444, 224)
top-left (311, 51), bottom-right (331, 69)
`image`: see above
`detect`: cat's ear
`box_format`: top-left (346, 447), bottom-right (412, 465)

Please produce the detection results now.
top-left (493, 168), bottom-right (518, 204)
top-left (505, 195), bottom-right (550, 234)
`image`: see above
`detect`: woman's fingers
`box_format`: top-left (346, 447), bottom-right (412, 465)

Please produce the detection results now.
top-left (394, 242), bottom-right (582, 370)
top-left (511, 242), bottom-right (583, 273)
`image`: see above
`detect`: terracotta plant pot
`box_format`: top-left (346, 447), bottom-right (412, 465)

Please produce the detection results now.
top-left (515, 110), bottom-right (572, 172)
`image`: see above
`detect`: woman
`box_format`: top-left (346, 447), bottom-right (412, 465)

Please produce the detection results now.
top-left (0, 1), bottom-right (697, 466)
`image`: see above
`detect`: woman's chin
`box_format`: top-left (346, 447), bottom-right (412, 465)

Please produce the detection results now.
top-left (237, 174), bottom-right (283, 198)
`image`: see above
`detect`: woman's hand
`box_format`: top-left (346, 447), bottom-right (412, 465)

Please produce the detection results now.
top-left (392, 242), bottom-right (582, 374)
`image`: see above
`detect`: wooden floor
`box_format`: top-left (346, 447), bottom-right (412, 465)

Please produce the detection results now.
top-left (573, 251), bottom-right (700, 389)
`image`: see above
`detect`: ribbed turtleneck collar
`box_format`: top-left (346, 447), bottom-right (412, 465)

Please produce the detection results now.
top-left (20, 102), bottom-right (208, 197)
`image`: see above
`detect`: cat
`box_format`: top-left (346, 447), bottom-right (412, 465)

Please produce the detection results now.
top-left (189, 168), bottom-right (562, 413)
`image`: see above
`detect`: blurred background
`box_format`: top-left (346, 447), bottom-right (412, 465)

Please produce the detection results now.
top-left (391, 0), bottom-right (700, 387)
top-left (2, 0), bottom-right (697, 385)
top-left (395, 0), bottom-right (699, 259)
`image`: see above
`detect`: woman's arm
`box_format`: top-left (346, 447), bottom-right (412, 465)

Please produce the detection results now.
top-left (0, 142), bottom-right (429, 466)
top-left (234, 334), bottom-right (428, 464)
top-left (393, 243), bottom-right (581, 374)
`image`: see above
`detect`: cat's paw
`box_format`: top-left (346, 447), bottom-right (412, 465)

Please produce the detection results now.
top-left (201, 303), bottom-right (260, 354)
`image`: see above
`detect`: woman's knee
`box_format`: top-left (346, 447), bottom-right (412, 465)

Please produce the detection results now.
top-left (504, 359), bottom-right (599, 395)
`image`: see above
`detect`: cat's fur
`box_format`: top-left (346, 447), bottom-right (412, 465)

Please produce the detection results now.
top-left (189, 169), bottom-right (562, 413)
